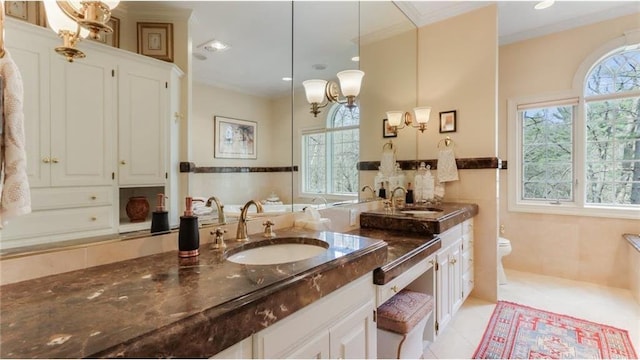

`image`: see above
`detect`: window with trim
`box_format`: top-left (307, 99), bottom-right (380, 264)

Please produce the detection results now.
top-left (511, 47), bottom-right (640, 216)
top-left (302, 103), bottom-right (359, 196)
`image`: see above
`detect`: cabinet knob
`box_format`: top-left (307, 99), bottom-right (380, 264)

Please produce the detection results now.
top-left (42, 157), bottom-right (50, 163)
top-left (51, 158), bottom-right (59, 163)
top-left (450, 258), bottom-right (457, 264)
top-left (91, 196), bottom-right (97, 200)
top-left (91, 216), bottom-right (97, 221)
top-left (391, 285), bottom-right (399, 293)
top-left (120, 160), bottom-right (126, 165)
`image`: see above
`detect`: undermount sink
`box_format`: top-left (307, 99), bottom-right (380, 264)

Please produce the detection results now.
top-left (226, 237), bottom-right (329, 265)
top-left (400, 208), bottom-right (443, 216)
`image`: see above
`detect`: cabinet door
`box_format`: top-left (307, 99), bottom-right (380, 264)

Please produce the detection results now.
top-left (118, 62), bottom-right (168, 185)
top-left (49, 55), bottom-right (115, 187)
top-left (329, 299), bottom-right (376, 359)
top-left (450, 241), bottom-right (464, 314)
top-left (435, 248), bottom-right (452, 333)
top-left (288, 331), bottom-right (329, 359)
top-left (6, 28), bottom-right (52, 188)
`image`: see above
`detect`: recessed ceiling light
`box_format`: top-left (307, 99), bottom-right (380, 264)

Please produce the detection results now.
top-left (534, 0), bottom-right (554, 10)
top-left (282, 77), bottom-right (292, 81)
top-left (351, 56), bottom-right (360, 62)
top-left (199, 39), bottom-right (231, 52)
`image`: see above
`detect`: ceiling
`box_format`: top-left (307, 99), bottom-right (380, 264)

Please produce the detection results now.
top-left (127, 1), bottom-right (639, 97)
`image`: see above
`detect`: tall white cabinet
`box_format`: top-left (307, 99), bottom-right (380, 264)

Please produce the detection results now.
top-left (1, 19), bottom-right (182, 248)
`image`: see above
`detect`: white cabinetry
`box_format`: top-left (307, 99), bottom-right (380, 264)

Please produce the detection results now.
top-left (253, 274), bottom-right (376, 359)
top-left (118, 62), bottom-right (168, 186)
top-left (435, 218), bottom-right (474, 335)
top-left (1, 20), bottom-right (182, 248)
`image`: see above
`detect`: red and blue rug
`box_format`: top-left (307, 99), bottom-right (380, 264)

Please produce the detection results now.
top-left (473, 301), bottom-right (637, 359)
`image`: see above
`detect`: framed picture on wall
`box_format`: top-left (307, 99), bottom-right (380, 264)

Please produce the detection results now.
top-left (439, 110), bottom-right (457, 133)
top-left (383, 118), bottom-right (397, 138)
top-left (214, 116), bottom-right (257, 159)
top-left (5, 1), bottom-right (46, 26)
top-left (137, 22), bottom-right (174, 62)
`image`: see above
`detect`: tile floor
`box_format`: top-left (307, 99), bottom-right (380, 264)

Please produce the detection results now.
top-left (424, 269), bottom-right (640, 359)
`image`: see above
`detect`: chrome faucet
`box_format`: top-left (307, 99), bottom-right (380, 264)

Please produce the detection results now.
top-left (390, 186), bottom-right (407, 210)
top-left (236, 200), bottom-right (264, 241)
top-left (205, 196), bottom-right (226, 224)
top-left (361, 185), bottom-right (376, 200)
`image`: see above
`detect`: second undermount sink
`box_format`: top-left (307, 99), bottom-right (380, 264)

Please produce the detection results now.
top-left (226, 238), bottom-right (329, 265)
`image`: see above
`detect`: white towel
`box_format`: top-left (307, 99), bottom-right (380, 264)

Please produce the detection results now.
top-left (437, 148), bottom-right (459, 182)
top-left (0, 50), bottom-right (31, 227)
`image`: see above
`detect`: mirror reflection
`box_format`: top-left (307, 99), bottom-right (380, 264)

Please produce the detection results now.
top-left (0, 1), bottom-right (417, 253)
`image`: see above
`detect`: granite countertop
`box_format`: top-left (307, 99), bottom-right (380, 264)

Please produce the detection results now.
top-left (623, 233), bottom-right (640, 252)
top-left (0, 228), bottom-right (387, 358)
top-left (360, 202), bottom-right (479, 235)
top-left (346, 228), bottom-right (441, 285)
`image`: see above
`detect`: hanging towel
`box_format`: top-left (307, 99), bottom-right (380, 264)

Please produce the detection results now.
top-left (437, 148), bottom-right (459, 182)
top-left (0, 50), bottom-right (31, 227)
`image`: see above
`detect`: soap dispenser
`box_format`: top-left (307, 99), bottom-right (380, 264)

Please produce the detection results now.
top-left (178, 197), bottom-right (200, 258)
top-left (150, 193), bottom-right (170, 235)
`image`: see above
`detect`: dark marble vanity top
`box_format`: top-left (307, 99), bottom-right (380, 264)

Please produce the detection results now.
top-left (346, 228), bottom-right (441, 285)
top-left (0, 229), bottom-right (387, 358)
top-left (360, 202), bottom-right (479, 235)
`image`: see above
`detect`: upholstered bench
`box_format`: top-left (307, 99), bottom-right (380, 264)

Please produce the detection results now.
top-left (377, 289), bottom-right (434, 359)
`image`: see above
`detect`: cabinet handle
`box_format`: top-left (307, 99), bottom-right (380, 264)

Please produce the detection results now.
top-left (120, 160), bottom-right (126, 165)
top-left (51, 158), bottom-right (59, 163)
top-left (42, 157), bottom-right (50, 163)
top-left (391, 285), bottom-right (399, 293)
top-left (91, 216), bottom-right (97, 221)
top-left (91, 196), bottom-right (97, 200)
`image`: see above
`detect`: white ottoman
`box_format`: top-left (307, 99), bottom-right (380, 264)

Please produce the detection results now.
top-left (377, 289), bottom-right (434, 359)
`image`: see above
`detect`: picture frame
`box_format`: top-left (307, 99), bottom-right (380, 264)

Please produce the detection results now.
top-left (439, 110), bottom-right (457, 133)
top-left (383, 118), bottom-right (397, 138)
top-left (214, 116), bottom-right (257, 159)
top-left (93, 16), bottom-right (120, 48)
top-left (5, 1), bottom-right (46, 26)
top-left (137, 22), bottom-right (174, 62)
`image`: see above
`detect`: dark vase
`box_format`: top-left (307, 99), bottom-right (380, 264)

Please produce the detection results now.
top-left (126, 196), bottom-right (150, 223)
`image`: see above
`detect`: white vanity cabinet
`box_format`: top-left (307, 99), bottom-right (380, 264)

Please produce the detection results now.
top-left (252, 274), bottom-right (376, 359)
top-left (435, 218), bottom-right (474, 335)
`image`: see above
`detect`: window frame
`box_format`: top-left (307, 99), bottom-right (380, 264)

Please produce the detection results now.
top-left (300, 103), bottom-right (359, 200)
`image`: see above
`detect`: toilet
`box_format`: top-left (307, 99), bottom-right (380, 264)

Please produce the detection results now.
top-left (498, 237), bottom-right (512, 285)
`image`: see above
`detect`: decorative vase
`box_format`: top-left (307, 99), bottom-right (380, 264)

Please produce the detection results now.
top-left (126, 196), bottom-right (150, 223)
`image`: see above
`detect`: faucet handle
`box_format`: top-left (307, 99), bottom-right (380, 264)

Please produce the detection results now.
top-left (211, 228), bottom-right (227, 250)
top-left (263, 220), bottom-right (276, 238)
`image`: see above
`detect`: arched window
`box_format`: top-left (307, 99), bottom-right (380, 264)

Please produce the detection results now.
top-left (302, 103), bottom-right (360, 196)
top-left (584, 49), bottom-right (640, 205)
top-left (509, 46), bottom-right (640, 217)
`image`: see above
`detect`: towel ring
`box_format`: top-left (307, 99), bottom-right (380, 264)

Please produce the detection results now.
top-left (383, 140), bottom-right (394, 151)
top-left (437, 136), bottom-right (455, 149)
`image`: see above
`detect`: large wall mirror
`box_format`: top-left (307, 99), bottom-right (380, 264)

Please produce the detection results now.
top-left (0, 1), bottom-right (416, 253)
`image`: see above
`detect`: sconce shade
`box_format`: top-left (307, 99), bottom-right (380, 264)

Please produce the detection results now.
top-left (302, 79), bottom-right (328, 104)
top-left (104, 0), bottom-right (121, 9)
top-left (43, 0), bottom-right (87, 37)
top-left (414, 106), bottom-right (431, 124)
top-left (386, 111), bottom-right (404, 127)
top-left (337, 70), bottom-right (364, 97)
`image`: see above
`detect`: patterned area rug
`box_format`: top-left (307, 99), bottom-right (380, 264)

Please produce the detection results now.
top-left (473, 301), bottom-right (637, 359)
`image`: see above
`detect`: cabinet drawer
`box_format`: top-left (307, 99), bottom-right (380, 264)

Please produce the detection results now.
top-left (31, 187), bottom-right (113, 210)
top-left (439, 224), bottom-right (461, 248)
top-left (2, 206), bottom-right (114, 240)
top-left (376, 256), bottom-right (434, 306)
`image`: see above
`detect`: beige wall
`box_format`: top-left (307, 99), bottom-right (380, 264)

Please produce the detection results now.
top-left (418, 5), bottom-right (499, 302)
top-left (498, 13), bottom-right (640, 289)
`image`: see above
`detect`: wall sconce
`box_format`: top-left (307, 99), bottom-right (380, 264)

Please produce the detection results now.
top-left (302, 70), bottom-right (365, 117)
top-left (386, 106), bottom-right (432, 134)
top-left (43, 0), bottom-right (120, 62)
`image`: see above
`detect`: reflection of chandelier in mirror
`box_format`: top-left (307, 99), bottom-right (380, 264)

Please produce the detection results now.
top-left (386, 106), bottom-right (432, 134)
top-left (43, 0), bottom-right (120, 62)
top-left (302, 70), bottom-right (365, 117)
